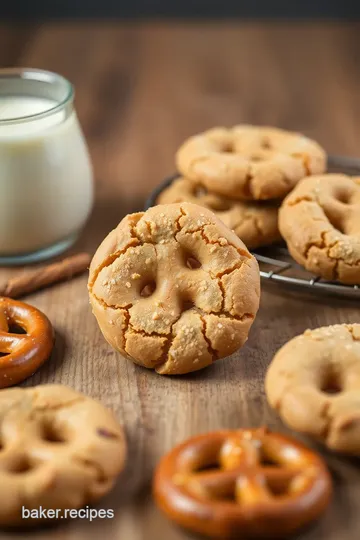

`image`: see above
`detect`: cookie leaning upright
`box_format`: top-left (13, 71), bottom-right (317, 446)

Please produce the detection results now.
top-left (0, 384), bottom-right (126, 526)
top-left (176, 126), bottom-right (326, 200)
top-left (279, 174), bottom-right (360, 284)
top-left (88, 203), bottom-right (260, 375)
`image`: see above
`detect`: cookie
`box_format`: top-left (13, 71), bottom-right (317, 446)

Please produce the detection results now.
top-left (157, 177), bottom-right (281, 250)
top-left (88, 202), bottom-right (260, 375)
top-left (279, 174), bottom-right (360, 284)
top-left (266, 324), bottom-right (360, 455)
top-left (176, 125), bottom-right (326, 200)
top-left (0, 384), bottom-right (126, 526)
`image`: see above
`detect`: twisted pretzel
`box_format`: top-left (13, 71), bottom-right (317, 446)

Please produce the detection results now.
top-left (154, 428), bottom-right (332, 538)
top-left (0, 297), bottom-right (54, 388)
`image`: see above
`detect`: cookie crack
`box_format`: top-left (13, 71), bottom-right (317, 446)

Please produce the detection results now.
top-left (89, 216), bottom-right (143, 291)
top-left (88, 239), bottom-right (140, 292)
top-left (126, 324), bottom-right (169, 339)
top-left (217, 261), bottom-right (244, 278)
top-left (92, 293), bottom-right (133, 311)
top-left (30, 395), bottom-right (86, 413)
top-left (347, 325), bottom-right (360, 341)
top-left (72, 455), bottom-right (108, 485)
top-left (286, 195), bottom-right (315, 208)
top-left (176, 205), bottom-right (187, 232)
top-left (199, 315), bottom-right (218, 361)
top-left (176, 225), bottom-right (251, 260)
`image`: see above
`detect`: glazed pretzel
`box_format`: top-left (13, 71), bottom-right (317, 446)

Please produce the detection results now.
top-left (154, 428), bottom-right (332, 539)
top-left (0, 297), bottom-right (54, 388)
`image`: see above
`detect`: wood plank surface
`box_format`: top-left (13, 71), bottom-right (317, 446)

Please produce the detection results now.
top-left (0, 21), bottom-right (360, 540)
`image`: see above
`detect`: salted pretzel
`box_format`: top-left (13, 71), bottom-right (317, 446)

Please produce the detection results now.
top-left (153, 427), bottom-right (332, 538)
top-left (0, 297), bottom-right (54, 388)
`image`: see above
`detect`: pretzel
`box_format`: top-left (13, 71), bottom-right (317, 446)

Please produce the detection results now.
top-left (0, 384), bottom-right (126, 526)
top-left (176, 126), bottom-right (326, 200)
top-left (0, 297), bottom-right (54, 388)
top-left (88, 203), bottom-right (260, 375)
top-left (153, 427), bottom-right (332, 538)
top-left (279, 174), bottom-right (360, 284)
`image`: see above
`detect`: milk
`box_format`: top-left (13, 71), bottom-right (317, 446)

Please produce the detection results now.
top-left (0, 95), bottom-right (93, 258)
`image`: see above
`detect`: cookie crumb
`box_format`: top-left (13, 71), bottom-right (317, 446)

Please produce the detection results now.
top-left (131, 273), bottom-right (141, 280)
top-left (152, 312), bottom-right (160, 320)
top-left (125, 282), bottom-right (131, 288)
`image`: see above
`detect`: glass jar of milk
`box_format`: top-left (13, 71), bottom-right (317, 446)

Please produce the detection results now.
top-left (0, 69), bottom-right (94, 264)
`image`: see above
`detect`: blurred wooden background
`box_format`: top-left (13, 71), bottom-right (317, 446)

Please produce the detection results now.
top-left (0, 21), bottom-right (360, 540)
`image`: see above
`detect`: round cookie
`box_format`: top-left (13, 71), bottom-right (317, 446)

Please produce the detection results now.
top-left (266, 324), bottom-right (360, 455)
top-left (0, 384), bottom-right (126, 526)
top-left (157, 177), bottom-right (281, 250)
top-left (176, 125), bottom-right (326, 200)
top-left (88, 202), bottom-right (260, 375)
top-left (279, 174), bottom-right (360, 284)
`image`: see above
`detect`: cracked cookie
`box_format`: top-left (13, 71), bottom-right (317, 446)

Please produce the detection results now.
top-left (265, 324), bottom-right (360, 455)
top-left (157, 177), bottom-right (281, 249)
top-left (0, 384), bottom-right (126, 526)
top-left (279, 174), bottom-right (360, 284)
top-left (88, 203), bottom-right (260, 375)
top-left (176, 126), bottom-right (326, 201)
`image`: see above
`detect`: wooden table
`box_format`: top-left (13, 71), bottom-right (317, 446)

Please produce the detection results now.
top-left (1, 21), bottom-right (360, 540)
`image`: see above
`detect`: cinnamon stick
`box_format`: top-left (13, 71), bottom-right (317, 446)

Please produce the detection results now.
top-left (0, 253), bottom-right (91, 299)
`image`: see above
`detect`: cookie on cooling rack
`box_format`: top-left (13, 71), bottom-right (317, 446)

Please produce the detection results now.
top-left (88, 202), bottom-right (260, 375)
top-left (157, 177), bottom-right (282, 250)
top-left (176, 125), bottom-right (326, 201)
top-left (266, 324), bottom-right (360, 455)
top-left (279, 174), bottom-right (360, 284)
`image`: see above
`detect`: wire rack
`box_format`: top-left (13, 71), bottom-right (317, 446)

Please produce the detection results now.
top-left (146, 155), bottom-right (360, 300)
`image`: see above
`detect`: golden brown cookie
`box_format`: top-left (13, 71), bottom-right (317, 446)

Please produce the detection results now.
top-left (0, 384), bottom-right (126, 526)
top-left (157, 177), bottom-right (281, 250)
top-left (88, 203), bottom-right (260, 375)
top-left (279, 174), bottom-right (360, 284)
top-left (266, 324), bottom-right (360, 455)
top-left (176, 126), bottom-right (326, 200)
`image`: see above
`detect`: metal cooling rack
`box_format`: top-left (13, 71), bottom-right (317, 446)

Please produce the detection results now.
top-left (253, 245), bottom-right (359, 299)
top-left (146, 155), bottom-right (360, 300)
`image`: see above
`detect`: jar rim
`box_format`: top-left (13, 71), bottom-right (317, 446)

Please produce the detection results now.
top-left (0, 68), bottom-right (74, 125)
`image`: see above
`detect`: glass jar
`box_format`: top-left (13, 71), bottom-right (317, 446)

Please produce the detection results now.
top-left (0, 68), bottom-right (94, 264)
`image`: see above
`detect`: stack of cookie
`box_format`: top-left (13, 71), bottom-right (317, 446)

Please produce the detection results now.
top-left (158, 125), bottom-right (326, 250)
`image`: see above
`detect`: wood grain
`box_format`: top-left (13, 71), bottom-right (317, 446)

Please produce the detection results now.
top-left (0, 21), bottom-right (360, 540)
